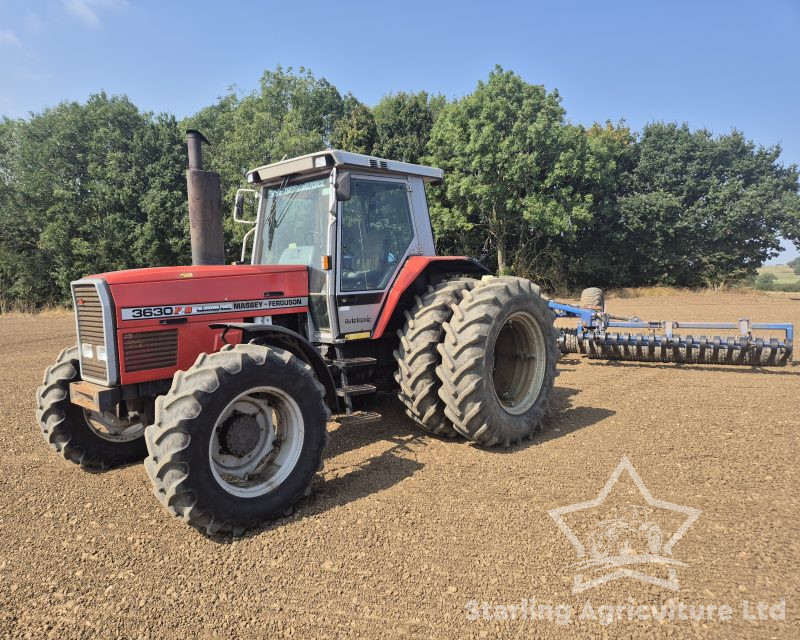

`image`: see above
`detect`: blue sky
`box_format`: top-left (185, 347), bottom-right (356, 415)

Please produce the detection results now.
top-left (1, 0), bottom-right (798, 262)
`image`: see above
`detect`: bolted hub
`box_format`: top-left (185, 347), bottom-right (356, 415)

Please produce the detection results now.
top-left (218, 414), bottom-right (261, 458)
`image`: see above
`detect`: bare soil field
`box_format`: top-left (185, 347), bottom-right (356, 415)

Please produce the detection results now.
top-left (0, 291), bottom-right (798, 639)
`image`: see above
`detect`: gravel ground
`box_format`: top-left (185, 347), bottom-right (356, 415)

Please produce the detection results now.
top-left (0, 291), bottom-right (798, 639)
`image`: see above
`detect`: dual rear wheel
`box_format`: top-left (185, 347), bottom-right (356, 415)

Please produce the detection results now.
top-left (395, 275), bottom-right (559, 446)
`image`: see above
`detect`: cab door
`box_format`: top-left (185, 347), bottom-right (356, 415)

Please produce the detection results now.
top-left (336, 175), bottom-right (417, 336)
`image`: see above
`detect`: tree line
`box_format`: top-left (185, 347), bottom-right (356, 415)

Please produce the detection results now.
top-left (1, 65), bottom-right (798, 309)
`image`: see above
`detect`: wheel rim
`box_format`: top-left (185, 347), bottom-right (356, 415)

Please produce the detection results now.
top-left (491, 311), bottom-right (547, 415)
top-left (83, 409), bottom-right (145, 442)
top-left (209, 386), bottom-right (305, 498)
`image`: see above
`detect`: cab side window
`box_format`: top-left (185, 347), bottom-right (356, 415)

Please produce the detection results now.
top-left (340, 179), bottom-right (414, 292)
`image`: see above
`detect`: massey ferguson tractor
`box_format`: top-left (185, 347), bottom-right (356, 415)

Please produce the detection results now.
top-left (36, 136), bottom-right (793, 535)
top-left (36, 141), bottom-right (561, 534)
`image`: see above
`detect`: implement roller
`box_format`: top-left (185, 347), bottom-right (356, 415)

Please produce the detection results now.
top-left (551, 290), bottom-right (793, 366)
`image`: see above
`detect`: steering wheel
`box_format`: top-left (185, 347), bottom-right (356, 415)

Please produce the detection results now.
top-left (304, 230), bottom-right (324, 246)
top-left (386, 228), bottom-right (402, 257)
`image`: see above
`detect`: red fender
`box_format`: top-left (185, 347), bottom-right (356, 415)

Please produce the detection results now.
top-left (370, 256), bottom-right (489, 339)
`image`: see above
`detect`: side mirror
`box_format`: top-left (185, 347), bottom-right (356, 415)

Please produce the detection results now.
top-left (233, 188), bottom-right (257, 225)
top-left (234, 192), bottom-right (245, 219)
top-left (335, 171), bottom-right (351, 202)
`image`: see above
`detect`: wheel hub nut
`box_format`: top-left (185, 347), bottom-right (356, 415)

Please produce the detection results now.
top-left (219, 415), bottom-right (261, 457)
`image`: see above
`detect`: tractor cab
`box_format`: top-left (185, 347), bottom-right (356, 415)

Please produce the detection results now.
top-left (236, 151), bottom-right (441, 343)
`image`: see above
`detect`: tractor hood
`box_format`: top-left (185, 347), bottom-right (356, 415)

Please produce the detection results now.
top-left (79, 263), bottom-right (311, 334)
top-left (71, 263), bottom-right (312, 386)
top-left (90, 264), bottom-right (307, 285)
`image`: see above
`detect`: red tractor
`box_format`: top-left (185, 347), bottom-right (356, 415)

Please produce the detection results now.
top-left (36, 147), bottom-right (559, 534)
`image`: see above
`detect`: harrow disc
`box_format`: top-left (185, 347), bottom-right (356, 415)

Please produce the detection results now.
top-left (582, 332), bottom-right (791, 366)
top-left (549, 292), bottom-right (792, 367)
top-left (558, 329), bottom-right (581, 354)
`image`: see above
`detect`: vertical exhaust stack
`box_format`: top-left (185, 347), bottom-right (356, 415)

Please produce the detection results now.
top-left (186, 130), bottom-right (226, 266)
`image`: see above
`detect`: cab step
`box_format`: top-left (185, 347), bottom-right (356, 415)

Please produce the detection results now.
top-left (336, 383), bottom-right (377, 397)
top-left (326, 356), bottom-right (377, 369)
top-left (333, 411), bottom-right (382, 427)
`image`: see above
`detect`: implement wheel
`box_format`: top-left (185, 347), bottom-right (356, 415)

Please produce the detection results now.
top-left (579, 287), bottom-right (605, 310)
top-left (144, 344), bottom-right (329, 535)
top-left (436, 276), bottom-right (559, 446)
top-left (36, 346), bottom-right (147, 470)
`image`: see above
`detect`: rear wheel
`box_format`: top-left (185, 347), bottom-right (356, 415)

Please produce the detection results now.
top-left (394, 278), bottom-right (477, 437)
top-left (144, 343), bottom-right (329, 535)
top-left (36, 346), bottom-right (147, 470)
top-left (436, 276), bottom-right (559, 446)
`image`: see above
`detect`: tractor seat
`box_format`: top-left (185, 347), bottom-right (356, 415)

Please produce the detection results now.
top-left (342, 229), bottom-right (390, 290)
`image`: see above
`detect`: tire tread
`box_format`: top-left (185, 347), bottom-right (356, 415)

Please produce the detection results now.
top-left (393, 278), bottom-right (477, 437)
top-left (436, 275), bottom-right (560, 446)
top-left (144, 343), bottom-right (330, 535)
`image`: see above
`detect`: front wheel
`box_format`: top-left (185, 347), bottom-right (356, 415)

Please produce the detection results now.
top-left (36, 346), bottom-right (147, 470)
top-left (144, 343), bottom-right (329, 535)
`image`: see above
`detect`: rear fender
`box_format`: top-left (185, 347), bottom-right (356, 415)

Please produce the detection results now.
top-left (370, 256), bottom-right (490, 340)
top-left (210, 323), bottom-right (339, 412)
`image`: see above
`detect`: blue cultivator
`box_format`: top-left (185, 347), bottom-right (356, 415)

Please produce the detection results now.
top-left (550, 298), bottom-right (793, 366)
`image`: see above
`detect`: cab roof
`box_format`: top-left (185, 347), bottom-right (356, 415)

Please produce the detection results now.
top-left (247, 149), bottom-right (444, 186)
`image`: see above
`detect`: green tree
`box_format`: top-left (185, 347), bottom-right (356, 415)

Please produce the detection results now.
top-left (186, 66), bottom-right (344, 200)
top-left (752, 271), bottom-right (776, 290)
top-left (788, 256), bottom-right (800, 274)
top-left (620, 123), bottom-right (800, 286)
top-left (0, 93), bottom-right (187, 306)
top-left (556, 120), bottom-right (639, 286)
top-left (0, 117), bottom-right (41, 307)
top-left (132, 114), bottom-right (191, 267)
top-left (184, 66), bottom-right (346, 260)
top-left (372, 91), bottom-right (446, 163)
top-left (5, 65), bottom-right (800, 308)
top-left (330, 93), bottom-right (377, 154)
top-left (425, 67), bottom-right (597, 274)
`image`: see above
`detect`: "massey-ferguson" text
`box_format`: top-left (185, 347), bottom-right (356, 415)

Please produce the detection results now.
top-left (121, 297), bottom-right (308, 320)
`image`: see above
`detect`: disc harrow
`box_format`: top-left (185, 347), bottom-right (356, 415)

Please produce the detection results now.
top-left (551, 298), bottom-right (793, 367)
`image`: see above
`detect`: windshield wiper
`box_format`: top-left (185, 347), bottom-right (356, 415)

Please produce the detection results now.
top-left (266, 194), bottom-right (278, 251)
top-left (267, 176), bottom-right (291, 251)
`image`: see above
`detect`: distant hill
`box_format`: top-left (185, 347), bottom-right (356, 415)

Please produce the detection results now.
top-left (754, 264), bottom-right (800, 291)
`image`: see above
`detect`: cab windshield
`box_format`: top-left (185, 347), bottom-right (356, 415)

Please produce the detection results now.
top-left (258, 178), bottom-right (329, 266)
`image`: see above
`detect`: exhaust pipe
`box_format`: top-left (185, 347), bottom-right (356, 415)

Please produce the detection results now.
top-left (186, 130), bottom-right (225, 265)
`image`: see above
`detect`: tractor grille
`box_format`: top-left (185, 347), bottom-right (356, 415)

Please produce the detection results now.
top-left (73, 283), bottom-right (109, 383)
top-left (123, 330), bottom-right (178, 373)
